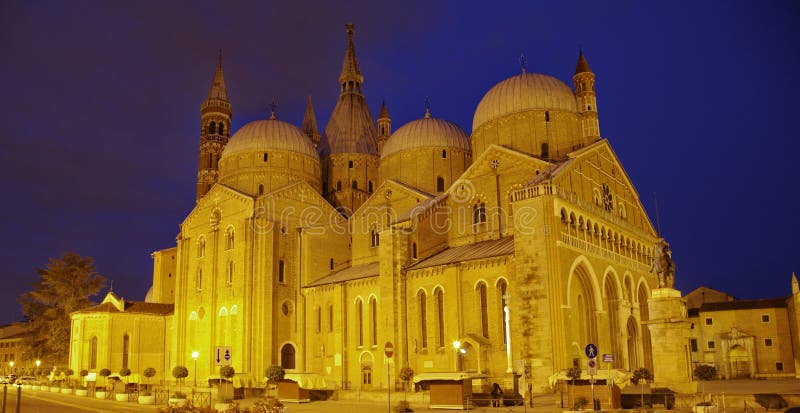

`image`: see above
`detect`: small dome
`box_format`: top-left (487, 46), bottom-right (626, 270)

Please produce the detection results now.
top-left (222, 119), bottom-right (318, 160)
top-left (473, 73), bottom-right (576, 131)
top-left (382, 115), bottom-right (470, 159)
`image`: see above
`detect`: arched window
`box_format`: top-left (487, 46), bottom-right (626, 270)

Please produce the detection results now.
top-left (198, 237), bottom-right (205, 258)
top-left (370, 229), bottom-right (379, 247)
top-left (280, 344), bottom-right (296, 370)
top-left (89, 336), bottom-right (98, 369)
top-left (352, 180), bottom-right (358, 189)
top-left (368, 181), bottom-right (373, 193)
top-left (225, 227), bottom-right (235, 250)
top-left (329, 258), bottom-right (334, 270)
top-left (218, 306), bottom-right (228, 346)
top-left (316, 307), bottom-right (321, 333)
top-left (498, 280), bottom-right (508, 344)
top-left (356, 299), bottom-right (364, 347)
top-left (370, 297), bottom-right (378, 346)
top-left (218, 122), bottom-right (224, 135)
top-left (196, 268), bottom-right (202, 292)
top-left (435, 288), bottom-right (445, 348)
top-left (336, 181), bottom-right (342, 190)
top-left (436, 177), bottom-right (445, 192)
top-left (479, 283), bottom-right (489, 338)
top-left (541, 142), bottom-right (549, 159)
top-left (418, 291), bottom-right (428, 348)
top-left (348, 160), bottom-right (354, 168)
top-left (227, 261), bottom-right (234, 285)
top-left (328, 304), bottom-right (334, 332)
top-left (412, 242), bottom-right (418, 259)
top-left (441, 149), bottom-right (447, 159)
top-left (545, 111), bottom-right (550, 122)
top-left (278, 260), bottom-right (285, 283)
top-left (258, 184), bottom-right (264, 195)
top-left (263, 153), bottom-right (268, 162)
top-left (122, 334), bottom-right (130, 369)
top-left (473, 203), bottom-right (487, 225)
top-left (208, 121), bottom-right (216, 135)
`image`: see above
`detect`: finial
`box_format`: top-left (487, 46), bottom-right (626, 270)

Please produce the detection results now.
top-left (346, 23), bottom-right (355, 38)
top-left (109, 280), bottom-right (113, 293)
top-left (218, 49), bottom-right (223, 69)
top-left (519, 53), bottom-right (527, 74)
top-left (424, 96), bottom-right (431, 118)
top-left (269, 97), bottom-right (277, 120)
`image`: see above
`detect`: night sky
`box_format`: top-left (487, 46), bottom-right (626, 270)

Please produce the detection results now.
top-left (1, 1), bottom-right (798, 325)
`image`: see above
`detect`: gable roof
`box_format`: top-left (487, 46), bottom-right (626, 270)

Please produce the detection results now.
top-left (699, 297), bottom-right (788, 312)
top-left (351, 179), bottom-right (433, 219)
top-left (72, 301), bottom-right (174, 316)
top-left (407, 237), bottom-right (515, 270)
top-left (305, 262), bottom-right (380, 288)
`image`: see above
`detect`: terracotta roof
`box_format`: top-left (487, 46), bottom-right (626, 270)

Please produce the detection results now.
top-left (73, 301), bottom-right (174, 315)
top-left (305, 262), bottom-right (380, 288)
top-left (574, 50), bottom-right (592, 75)
top-left (407, 237), bottom-right (514, 270)
top-left (699, 297), bottom-right (787, 312)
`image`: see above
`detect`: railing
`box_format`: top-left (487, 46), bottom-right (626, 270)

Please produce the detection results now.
top-left (560, 232), bottom-right (650, 272)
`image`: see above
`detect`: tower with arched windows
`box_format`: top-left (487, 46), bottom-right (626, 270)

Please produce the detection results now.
top-left (196, 50), bottom-right (232, 201)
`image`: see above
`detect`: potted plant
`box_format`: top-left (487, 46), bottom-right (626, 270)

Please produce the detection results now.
top-left (138, 367), bottom-right (156, 405)
top-left (399, 366), bottom-right (414, 401)
top-left (169, 366), bottom-right (190, 407)
top-left (96, 368), bottom-right (111, 399)
top-left (631, 367), bottom-right (653, 410)
top-left (214, 366), bottom-right (236, 411)
top-left (265, 365), bottom-right (285, 396)
top-left (61, 369), bottom-right (74, 394)
top-left (115, 368), bottom-right (132, 401)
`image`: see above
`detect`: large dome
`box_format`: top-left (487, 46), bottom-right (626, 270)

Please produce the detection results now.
top-left (222, 119), bottom-right (318, 160)
top-left (472, 73), bottom-right (577, 131)
top-left (382, 115), bottom-right (470, 159)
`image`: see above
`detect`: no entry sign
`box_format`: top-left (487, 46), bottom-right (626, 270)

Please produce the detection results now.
top-left (384, 341), bottom-right (394, 358)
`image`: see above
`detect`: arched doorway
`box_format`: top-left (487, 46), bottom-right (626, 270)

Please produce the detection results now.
top-left (280, 343), bottom-right (296, 370)
top-left (360, 352), bottom-right (373, 388)
top-left (461, 342), bottom-right (478, 372)
top-left (569, 264), bottom-right (599, 348)
top-left (626, 316), bottom-right (639, 371)
top-left (604, 274), bottom-right (622, 368)
top-left (728, 345), bottom-right (750, 378)
top-left (637, 285), bottom-right (653, 371)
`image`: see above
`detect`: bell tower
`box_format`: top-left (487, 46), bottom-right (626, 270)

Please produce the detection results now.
top-left (197, 50), bottom-right (232, 201)
top-left (573, 50), bottom-right (600, 144)
top-left (377, 101), bottom-right (391, 154)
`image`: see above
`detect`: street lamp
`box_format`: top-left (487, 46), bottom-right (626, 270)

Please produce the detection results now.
top-left (191, 351), bottom-right (199, 387)
top-left (8, 361), bottom-right (14, 375)
top-left (35, 360), bottom-right (40, 379)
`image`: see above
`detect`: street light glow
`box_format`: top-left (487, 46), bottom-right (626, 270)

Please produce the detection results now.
top-left (191, 351), bottom-right (199, 360)
top-left (452, 340), bottom-right (460, 350)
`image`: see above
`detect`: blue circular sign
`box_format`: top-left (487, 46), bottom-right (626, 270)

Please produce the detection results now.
top-left (584, 343), bottom-right (598, 358)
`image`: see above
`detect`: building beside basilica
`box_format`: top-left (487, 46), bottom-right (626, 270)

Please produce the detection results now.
top-left (68, 24), bottom-right (800, 393)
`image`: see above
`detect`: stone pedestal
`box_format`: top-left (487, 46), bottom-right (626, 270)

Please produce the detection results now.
top-left (647, 288), bottom-right (692, 386)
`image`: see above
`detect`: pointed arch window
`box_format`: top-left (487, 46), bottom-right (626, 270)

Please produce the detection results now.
top-left (122, 334), bottom-right (130, 369)
top-left (368, 181), bottom-right (373, 193)
top-left (436, 177), bottom-right (445, 192)
top-left (356, 299), bottom-right (364, 347)
top-left (227, 261), bottom-right (234, 285)
top-left (479, 283), bottom-right (489, 338)
top-left (418, 291), bottom-right (428, 348)
top-left (498, 280), bottom-right (508, 344)
top-left (225, 227), bottom-right (235, 250)
top-left (328, 304), bottom-right (334, 332)
top-left (329, 258), bottom-right (334, 270)
top-left (348, 160), bottom-right (354, 168)
top-left (435, 288), bottom-right (445, 348)
top-left (352, 180), bottom-right (358, 189)
top-left (278, 260), bottom-right (286, 283)
top-left (370, 229), bottom-right (380, 247)
top-left (258, 184), bottom-right (264, 195)
top-left (541, 143), bottom-right (549, 159)
top-left (218, 122), bottom-right (225, 135)
top-left (473, 203), bottom-right (487, 225)
top-left (412, 242), bottom-right (418, 259)
top-left (442, 149), bottom-right (447, 159)
top-left (198, 237), bottom-right (206, 258)
top-left (281, 344), bottom-right (296, 370)
top-left (336, 181), bottom-right (342, 191)
top-left (316, 306), bottom-right (322, 333)
top-left (263, 153), bottom-right (269, 162)
top-left (196, 268), bottom-right (202, 292)
top-left (208, 121), bottom-right (216, 135)
top-left (89, 336), bottom-right (98, 370)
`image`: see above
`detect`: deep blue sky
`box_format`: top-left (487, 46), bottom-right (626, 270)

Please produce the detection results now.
top-left (1, 1), bottom-right (798, 324)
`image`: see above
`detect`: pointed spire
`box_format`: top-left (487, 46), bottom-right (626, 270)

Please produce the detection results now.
top-left (792, 272), bottom-right (798, 294)
top-left (302, 95), bottom-right (320, 147)
top-left (206, 50), bottom-right (229, 101)
top-left (269, 98), bottom-right (277, 120)
top-left (378, 100), bottom-right (389, 120)
top-left (520, 52), bottom-right (527, 74)
top-left (575, 49), bottom-right (592, 75)
top-left (339, 23), bottom-right (364, 93)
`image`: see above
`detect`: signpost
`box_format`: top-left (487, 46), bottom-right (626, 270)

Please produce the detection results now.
top-left (385, 341), bottom-right (394, 413)
top-left (215, 346), bottom-right (232, 366)
top-left (585, 344), bottom-right (598, 410)
top-left (603, 354), bottom-right (615, 409)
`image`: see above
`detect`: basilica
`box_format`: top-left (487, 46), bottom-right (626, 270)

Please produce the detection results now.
top-left (67, 24), bottom-right (800, 394)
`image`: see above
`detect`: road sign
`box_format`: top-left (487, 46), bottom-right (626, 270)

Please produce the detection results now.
top-left (587, 358), bottom-right (598, 375)
top-left (215, 346), bottom-right (232, 366)
top-left (384, 341), bottom-right (394, 358)
top-left (584, 343), bottom-right (598, 358)
top-left (602, 354), bottom-right (614, 363)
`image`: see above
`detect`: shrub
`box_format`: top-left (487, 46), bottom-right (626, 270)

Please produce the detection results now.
top-left (399, 367), bottom-right (414, 381)
top-left (694, 364), bottom-right (717, 381)
top-left (265, 365), bottom-right (285, 383)
top-left (393, 400), bottom-right (413, 413)
top-left (220, 366), bottom-right (235, 380)
top-left (573, 396), bottom-right (589, 410)
top-left (65, 369), bottom-right (74, 377)
top-left (172, 366), bottom-right (189, 380)
top-left (630, 367), bottom-right (653, 385)
top-left (144, 367), bottom-right (157, 379)
top-left (120, 368), bottom-right (131, 377)
top-left (79, 370), bottom-right (88, 377)
top-left (755, 394), bottom-right (788, 410)
top-left (99, 368), bottom-right (111, 377)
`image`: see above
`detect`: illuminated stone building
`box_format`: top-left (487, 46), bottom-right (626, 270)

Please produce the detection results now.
top-left (68, 24), bottom-right (798, 393)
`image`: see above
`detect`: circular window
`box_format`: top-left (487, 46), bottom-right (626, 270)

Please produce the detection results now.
top-left (281, 302), bottom-right (291, 316)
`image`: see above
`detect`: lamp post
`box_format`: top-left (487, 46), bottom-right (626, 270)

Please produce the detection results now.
top-left (35, 359), bottom-right (41, 380)
top-left (191, 351), bottom-right (199, 387)
top-left (8, 361), bottom-right (14, 376)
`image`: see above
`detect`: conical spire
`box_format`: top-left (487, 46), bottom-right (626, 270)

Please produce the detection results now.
top-left (378, 100), bottom-right (389, 120)
top-left (207, 49), bottom-right (229, 101)
top-left (302, 95), bottom-right (321, 147)
top-left (792, 272), bottom-right (798, 294)
top-left (339, 23), bottom-right (364, 91)
top-left (575, 49), bottom-right (592, 75)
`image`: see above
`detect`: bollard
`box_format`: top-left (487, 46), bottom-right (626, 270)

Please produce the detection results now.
top-left (14, 385), bottom-right (19, 413)
top-left (2, 383), bottom-right (6, 413)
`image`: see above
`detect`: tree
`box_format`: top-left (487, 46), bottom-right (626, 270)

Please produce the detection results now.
top-left (566, 364), bottom-right (582, 409)
top-left (631, 367), bottom-right (653, 408)
top-left (19, 253), bottom-right (105, 364)
top-left (265, 365), bottom-right (285, 396)
top-left (173, 365), bottom-right (189, 395)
